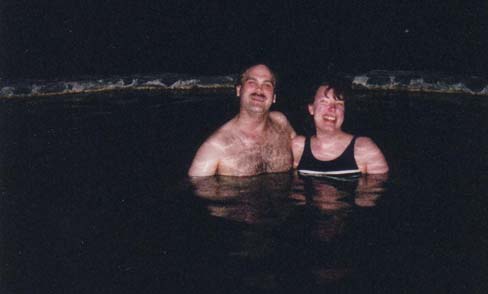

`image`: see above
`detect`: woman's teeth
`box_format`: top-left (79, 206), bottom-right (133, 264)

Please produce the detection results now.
top-left (322, 115), bottom-right (336, 121)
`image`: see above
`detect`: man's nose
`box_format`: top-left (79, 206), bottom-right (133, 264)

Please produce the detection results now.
top-left (255, 84), bottom-right (264, 93)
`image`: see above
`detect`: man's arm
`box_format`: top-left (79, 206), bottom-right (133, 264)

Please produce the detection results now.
top-left (354, 137), bottom-right (389, 174)
top-left (291, 135), bottom-right (305, 169)
top-left (270, 111), bottom-right (297, 139)
top-left (188, 139), bottom-right (223, 177)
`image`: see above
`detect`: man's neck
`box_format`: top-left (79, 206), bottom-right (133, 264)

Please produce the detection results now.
top-left (235, 111), bottom-right (270, 135)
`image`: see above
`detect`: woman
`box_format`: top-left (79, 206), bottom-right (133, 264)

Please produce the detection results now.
top-left (292, 80), bottom-right (389, 176)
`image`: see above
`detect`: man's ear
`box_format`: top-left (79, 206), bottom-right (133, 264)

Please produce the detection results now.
top-left (273, 94), bottom-right (276, 103)
top-left (308, 104), bottom-right (314, 115)
top-left (236, 85), bottom-right (241, 97)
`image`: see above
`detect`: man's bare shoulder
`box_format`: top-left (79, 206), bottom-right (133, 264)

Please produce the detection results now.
top-left (188, 119), bottom-right (239, 177)
top-left (269, 111), bottom-right (290, 125)
top-left (269, 111), bottom-right (296, 137)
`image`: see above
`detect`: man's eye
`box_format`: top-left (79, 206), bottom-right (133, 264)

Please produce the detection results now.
top-left (263, 83), bottom-right (274, 90)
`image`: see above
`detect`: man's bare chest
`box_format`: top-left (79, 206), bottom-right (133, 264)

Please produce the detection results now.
top-left (218, 135), bottom-right (292, 176)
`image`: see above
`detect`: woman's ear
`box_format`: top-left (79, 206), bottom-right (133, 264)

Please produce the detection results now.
top-left (308, 104), bottom-right (314, 115)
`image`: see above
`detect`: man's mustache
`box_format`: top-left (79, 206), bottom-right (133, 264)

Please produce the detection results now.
top-left (250, 93), bottom-right (266, 98)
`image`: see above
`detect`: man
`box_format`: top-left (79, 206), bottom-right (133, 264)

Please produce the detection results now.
top-left (188, 64), bottom-right (296, 177)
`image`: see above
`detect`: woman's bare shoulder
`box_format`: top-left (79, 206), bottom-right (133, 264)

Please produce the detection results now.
top-left (355, 136), bottom-right (375, 147)
top-left (354, 136), bottom-right (389, 174)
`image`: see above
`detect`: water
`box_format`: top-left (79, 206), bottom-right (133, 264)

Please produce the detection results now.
top-left (0, 90), bottom-right (487, 293)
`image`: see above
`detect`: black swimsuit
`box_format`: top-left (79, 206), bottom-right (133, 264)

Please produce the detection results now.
top-left (297, 136), bottom-right (361, 176)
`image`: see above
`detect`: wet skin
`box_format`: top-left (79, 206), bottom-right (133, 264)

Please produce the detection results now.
top-left (188, 64), bottom-right (295, 177)
top-left (292, 86), bottom-right (389, 174)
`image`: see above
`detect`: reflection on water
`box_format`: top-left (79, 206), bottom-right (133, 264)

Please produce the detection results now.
top-left (297, 174), bottom-right (387, 243)
top-left (190, 172), bottom-right (388, 288)
top-left (190, 173), bottom-right (294, 224)
top-left (191, 172), bottom-right (387, 223)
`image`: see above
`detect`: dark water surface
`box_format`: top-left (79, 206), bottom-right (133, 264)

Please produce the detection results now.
top-left (1, 90), bottom-right (487, 294)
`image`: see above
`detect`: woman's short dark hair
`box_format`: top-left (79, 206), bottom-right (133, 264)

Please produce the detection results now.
top-left (308, 76), bottom-right (352, 104)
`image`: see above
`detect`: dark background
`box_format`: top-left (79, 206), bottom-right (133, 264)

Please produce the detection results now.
top-left (1, 0), bottom-right (487, 81)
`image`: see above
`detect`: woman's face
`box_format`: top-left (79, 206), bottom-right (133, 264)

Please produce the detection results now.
top-left (308, 85), bottom-right (345, 132)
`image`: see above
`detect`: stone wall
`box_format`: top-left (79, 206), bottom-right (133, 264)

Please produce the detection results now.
top-left (352, 70), bottom-right (488, 95)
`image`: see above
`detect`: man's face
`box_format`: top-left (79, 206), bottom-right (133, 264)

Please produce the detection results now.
top-left (236, 65), bottom-right (276, 114)
top-left (308, 86), bottom-right (345, 132)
